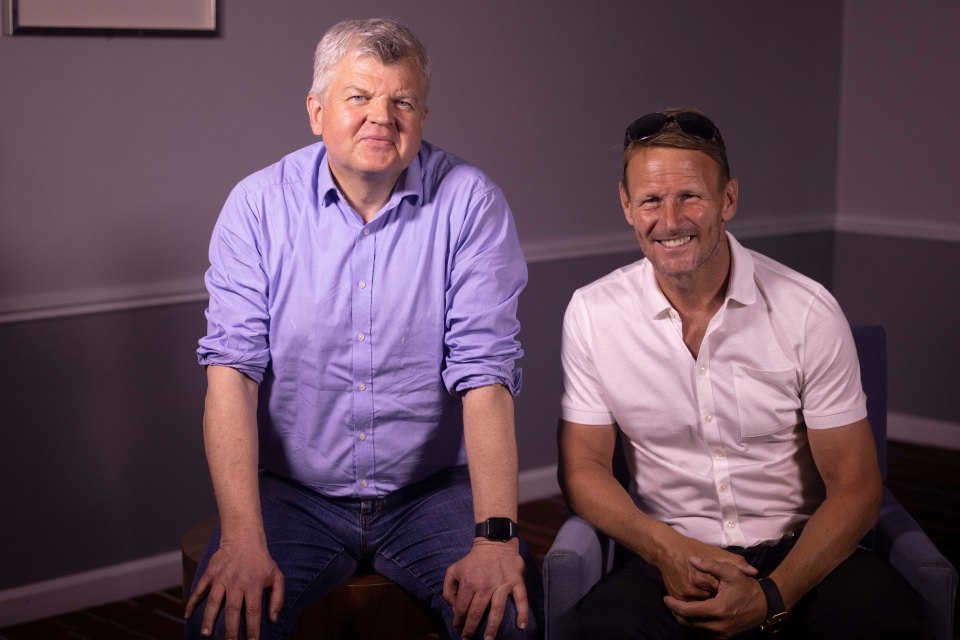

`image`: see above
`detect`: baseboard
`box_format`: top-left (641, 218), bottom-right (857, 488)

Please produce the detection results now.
top-left (888, 412), bottom-right (960, 451)
top-left (0, 551), bottom-right (182, 628)
top-left (519, 464), bottom-right (560, 502)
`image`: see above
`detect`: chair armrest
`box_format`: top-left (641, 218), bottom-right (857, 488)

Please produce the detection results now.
top-left (543, 515), bottom-right (604, 640)
top-left (873, 488), bottom-right (957, 640)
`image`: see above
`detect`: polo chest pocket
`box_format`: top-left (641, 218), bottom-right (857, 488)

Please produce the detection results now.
top-left (732, 364), bottom-right (802, 439)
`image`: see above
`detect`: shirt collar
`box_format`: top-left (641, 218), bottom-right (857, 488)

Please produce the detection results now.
top-left (639, 231), bottom-right (757, 317)
top-left (318, 145), bottom-right (424, 210)
top-left (724, 232), bottom-right (757, 307)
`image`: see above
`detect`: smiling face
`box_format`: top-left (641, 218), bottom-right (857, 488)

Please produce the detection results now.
top-left (306, 54), bottom-right (427, 196)
top-left (620, 146), bottom-right (738, 292)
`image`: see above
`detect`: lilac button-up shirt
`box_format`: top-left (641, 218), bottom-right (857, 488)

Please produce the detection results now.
top-left (198, 141), bottom-right (526, 498)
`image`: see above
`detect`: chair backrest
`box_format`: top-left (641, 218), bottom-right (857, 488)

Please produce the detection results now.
top-left (851, 325), bottom-right (888, 479)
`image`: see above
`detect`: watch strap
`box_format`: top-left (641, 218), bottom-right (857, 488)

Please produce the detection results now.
top-left (757, 576), bottom-right (789, 633)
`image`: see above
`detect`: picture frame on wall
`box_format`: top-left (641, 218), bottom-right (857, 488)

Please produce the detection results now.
top-left (3, 0), bottom-right (217, 36)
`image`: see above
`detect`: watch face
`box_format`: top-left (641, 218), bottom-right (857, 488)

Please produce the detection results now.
top-left (482, 518), bottom-right (516, 541)
top-left (760, 611), bottom-right (789, 634)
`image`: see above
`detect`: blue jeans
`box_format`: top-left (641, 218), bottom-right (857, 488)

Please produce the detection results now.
top-left (185, 465), bottom-right (543, 639)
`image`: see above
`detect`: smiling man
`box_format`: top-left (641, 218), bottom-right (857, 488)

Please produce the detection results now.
top-left (558, 109), bottom-right (932, 639)
top-left (184, 18), bottom-right (541, 640)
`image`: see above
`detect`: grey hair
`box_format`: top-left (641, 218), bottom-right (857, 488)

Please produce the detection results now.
top-left (309, 18), bottom-right (431, 104)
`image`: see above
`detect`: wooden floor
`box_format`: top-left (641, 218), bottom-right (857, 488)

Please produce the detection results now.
top-left (2, 441), bottom-right (956, 639)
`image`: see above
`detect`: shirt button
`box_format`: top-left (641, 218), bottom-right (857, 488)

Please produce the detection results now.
top-left (726, 520), bottom-right (737, 528)
top-left (698, 365), bottom-right (706, 375)
top-left (358, 432), bottom-right (367, 441)
top-left (358, 280), bottom-right (367, 289)
top-left (704, 414), bottom-right (714, 423)
top-left (360, 479), bottom-right (369, 488)
top-left (357, 333), bottom-right (365, 342)
top-left (713, 449), bottom-right (725, 458)
top-left (719, 483), bottom-right (729, 492)
top-left (362, 228), bottom-right (370, 236)
top-left (358, 383), bottom-right (366, 391)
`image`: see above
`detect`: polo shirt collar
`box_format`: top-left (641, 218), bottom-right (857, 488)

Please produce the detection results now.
top-left (639, 231), bottom-right (757, 317)
top-left (724, 232), bottom-right (757, 307)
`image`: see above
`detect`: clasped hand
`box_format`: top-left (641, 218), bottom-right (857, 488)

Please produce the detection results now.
top-left (443, 539), bottom-right (529, 640)
top-left (663, 556), bottom-right (768, 639)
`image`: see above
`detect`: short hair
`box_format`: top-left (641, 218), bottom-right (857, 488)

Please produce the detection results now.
top-left (309, 18), bottom-right (431, 104)
top-left (621, 107), bottom-right (730, 192)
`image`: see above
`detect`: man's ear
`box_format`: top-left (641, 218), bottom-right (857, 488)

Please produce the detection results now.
top-left (721, 176), bottom-right (739, 224)
top-left (620, 181), bottom-right (634, 225)
top-left (306, 94), bottom-right (323, 137)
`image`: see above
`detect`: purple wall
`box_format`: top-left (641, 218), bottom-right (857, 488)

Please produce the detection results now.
top-left (0, 1), bottom-right (842, 314)
top-left (834, 1), bottom-right (960, 435)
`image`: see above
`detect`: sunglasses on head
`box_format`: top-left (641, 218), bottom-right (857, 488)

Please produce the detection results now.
top-left (623, 111), bottom-right (726, 150)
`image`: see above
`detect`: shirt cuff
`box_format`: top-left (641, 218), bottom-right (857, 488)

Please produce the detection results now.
top-left (804, 406), bottom-right (868, 429)
top-left (561, 405), bottom-right (616, 425)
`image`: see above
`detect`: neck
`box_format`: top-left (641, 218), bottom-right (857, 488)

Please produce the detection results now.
top-left (329, 166), bottom-right (399, 223)
top-left (656, 242), bottom-right (732, 319)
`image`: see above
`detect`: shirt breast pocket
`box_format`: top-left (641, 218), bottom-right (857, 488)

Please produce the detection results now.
top-left (732, 364), bottom-right (801, 440)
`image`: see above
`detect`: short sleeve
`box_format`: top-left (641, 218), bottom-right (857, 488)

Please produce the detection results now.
top-left (560, 291), bottom-right (616, 425)
top-left (799, 288), bottom-right (867, 429)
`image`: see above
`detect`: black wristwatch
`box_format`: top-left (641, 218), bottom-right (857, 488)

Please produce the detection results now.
top-left (475, 517), bottom-right (519, 542)
top-left (757, 576), bottom-right (789, 634)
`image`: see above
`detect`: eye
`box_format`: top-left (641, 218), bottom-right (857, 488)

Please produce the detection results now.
top-left (395, 99), bottom-right (414, 109)
top-left (639, 196), bottom-right (661, 208)
top-left (348, 95), bottom-right (368, 103)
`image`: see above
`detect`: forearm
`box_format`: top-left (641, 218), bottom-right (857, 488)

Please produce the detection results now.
top-left (563, 458), bottom-right (675, 564)
top-left (770, 485), bottom-right (880, 609)
top-left (462, 384), bottom-right (518, 523)
top-left (203, 365), bottom-right (265, 545)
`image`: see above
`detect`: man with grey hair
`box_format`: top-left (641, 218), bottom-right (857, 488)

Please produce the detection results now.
top-left (185, 18), bottom-right (541, 640)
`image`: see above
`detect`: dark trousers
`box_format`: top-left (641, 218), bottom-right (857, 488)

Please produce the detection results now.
top-left (575, 539), bottom-right (933, 640)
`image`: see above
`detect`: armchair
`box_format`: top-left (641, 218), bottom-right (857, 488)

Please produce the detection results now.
top-left (543, 325), bottom-right (957, 640)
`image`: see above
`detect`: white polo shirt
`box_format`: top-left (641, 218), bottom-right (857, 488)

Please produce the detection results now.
top-left (561, 233), bottom-right (867, 548)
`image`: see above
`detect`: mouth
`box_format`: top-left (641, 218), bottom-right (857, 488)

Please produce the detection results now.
top-left (656, 236), bottom-right (693, 248)
top-left (360, 136), bottom-right (396, 147)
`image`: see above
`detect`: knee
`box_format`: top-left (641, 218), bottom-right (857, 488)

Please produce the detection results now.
top-left (481, 599), bottom-right (540, 640)
top-left (847, 609), bottom-right (935, 640)
top-left (574, 594), bottom-right (675, 640)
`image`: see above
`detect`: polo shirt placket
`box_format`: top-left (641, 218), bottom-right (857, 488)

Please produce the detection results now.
top-left (696, 311), bottom-right (748, 548)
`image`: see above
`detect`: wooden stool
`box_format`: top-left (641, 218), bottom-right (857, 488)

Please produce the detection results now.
top-left (181, 519), bottom-right (448, 640)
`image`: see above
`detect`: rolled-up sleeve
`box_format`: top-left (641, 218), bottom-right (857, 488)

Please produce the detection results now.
top-left (441, 185), bottom-right (526, 396)
top-left (197, 186), bottom-right (272, 383)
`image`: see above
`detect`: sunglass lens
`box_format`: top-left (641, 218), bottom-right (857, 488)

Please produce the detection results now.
top-left (673, 112), bottom-right (718, 141)
top-left (624, 113), bottom-right (670, 147)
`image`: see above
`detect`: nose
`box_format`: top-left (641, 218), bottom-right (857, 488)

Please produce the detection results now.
top-left (660, 199), bottom-right (682, 228)
top-left (367, 98), bottom-right (394, 126)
